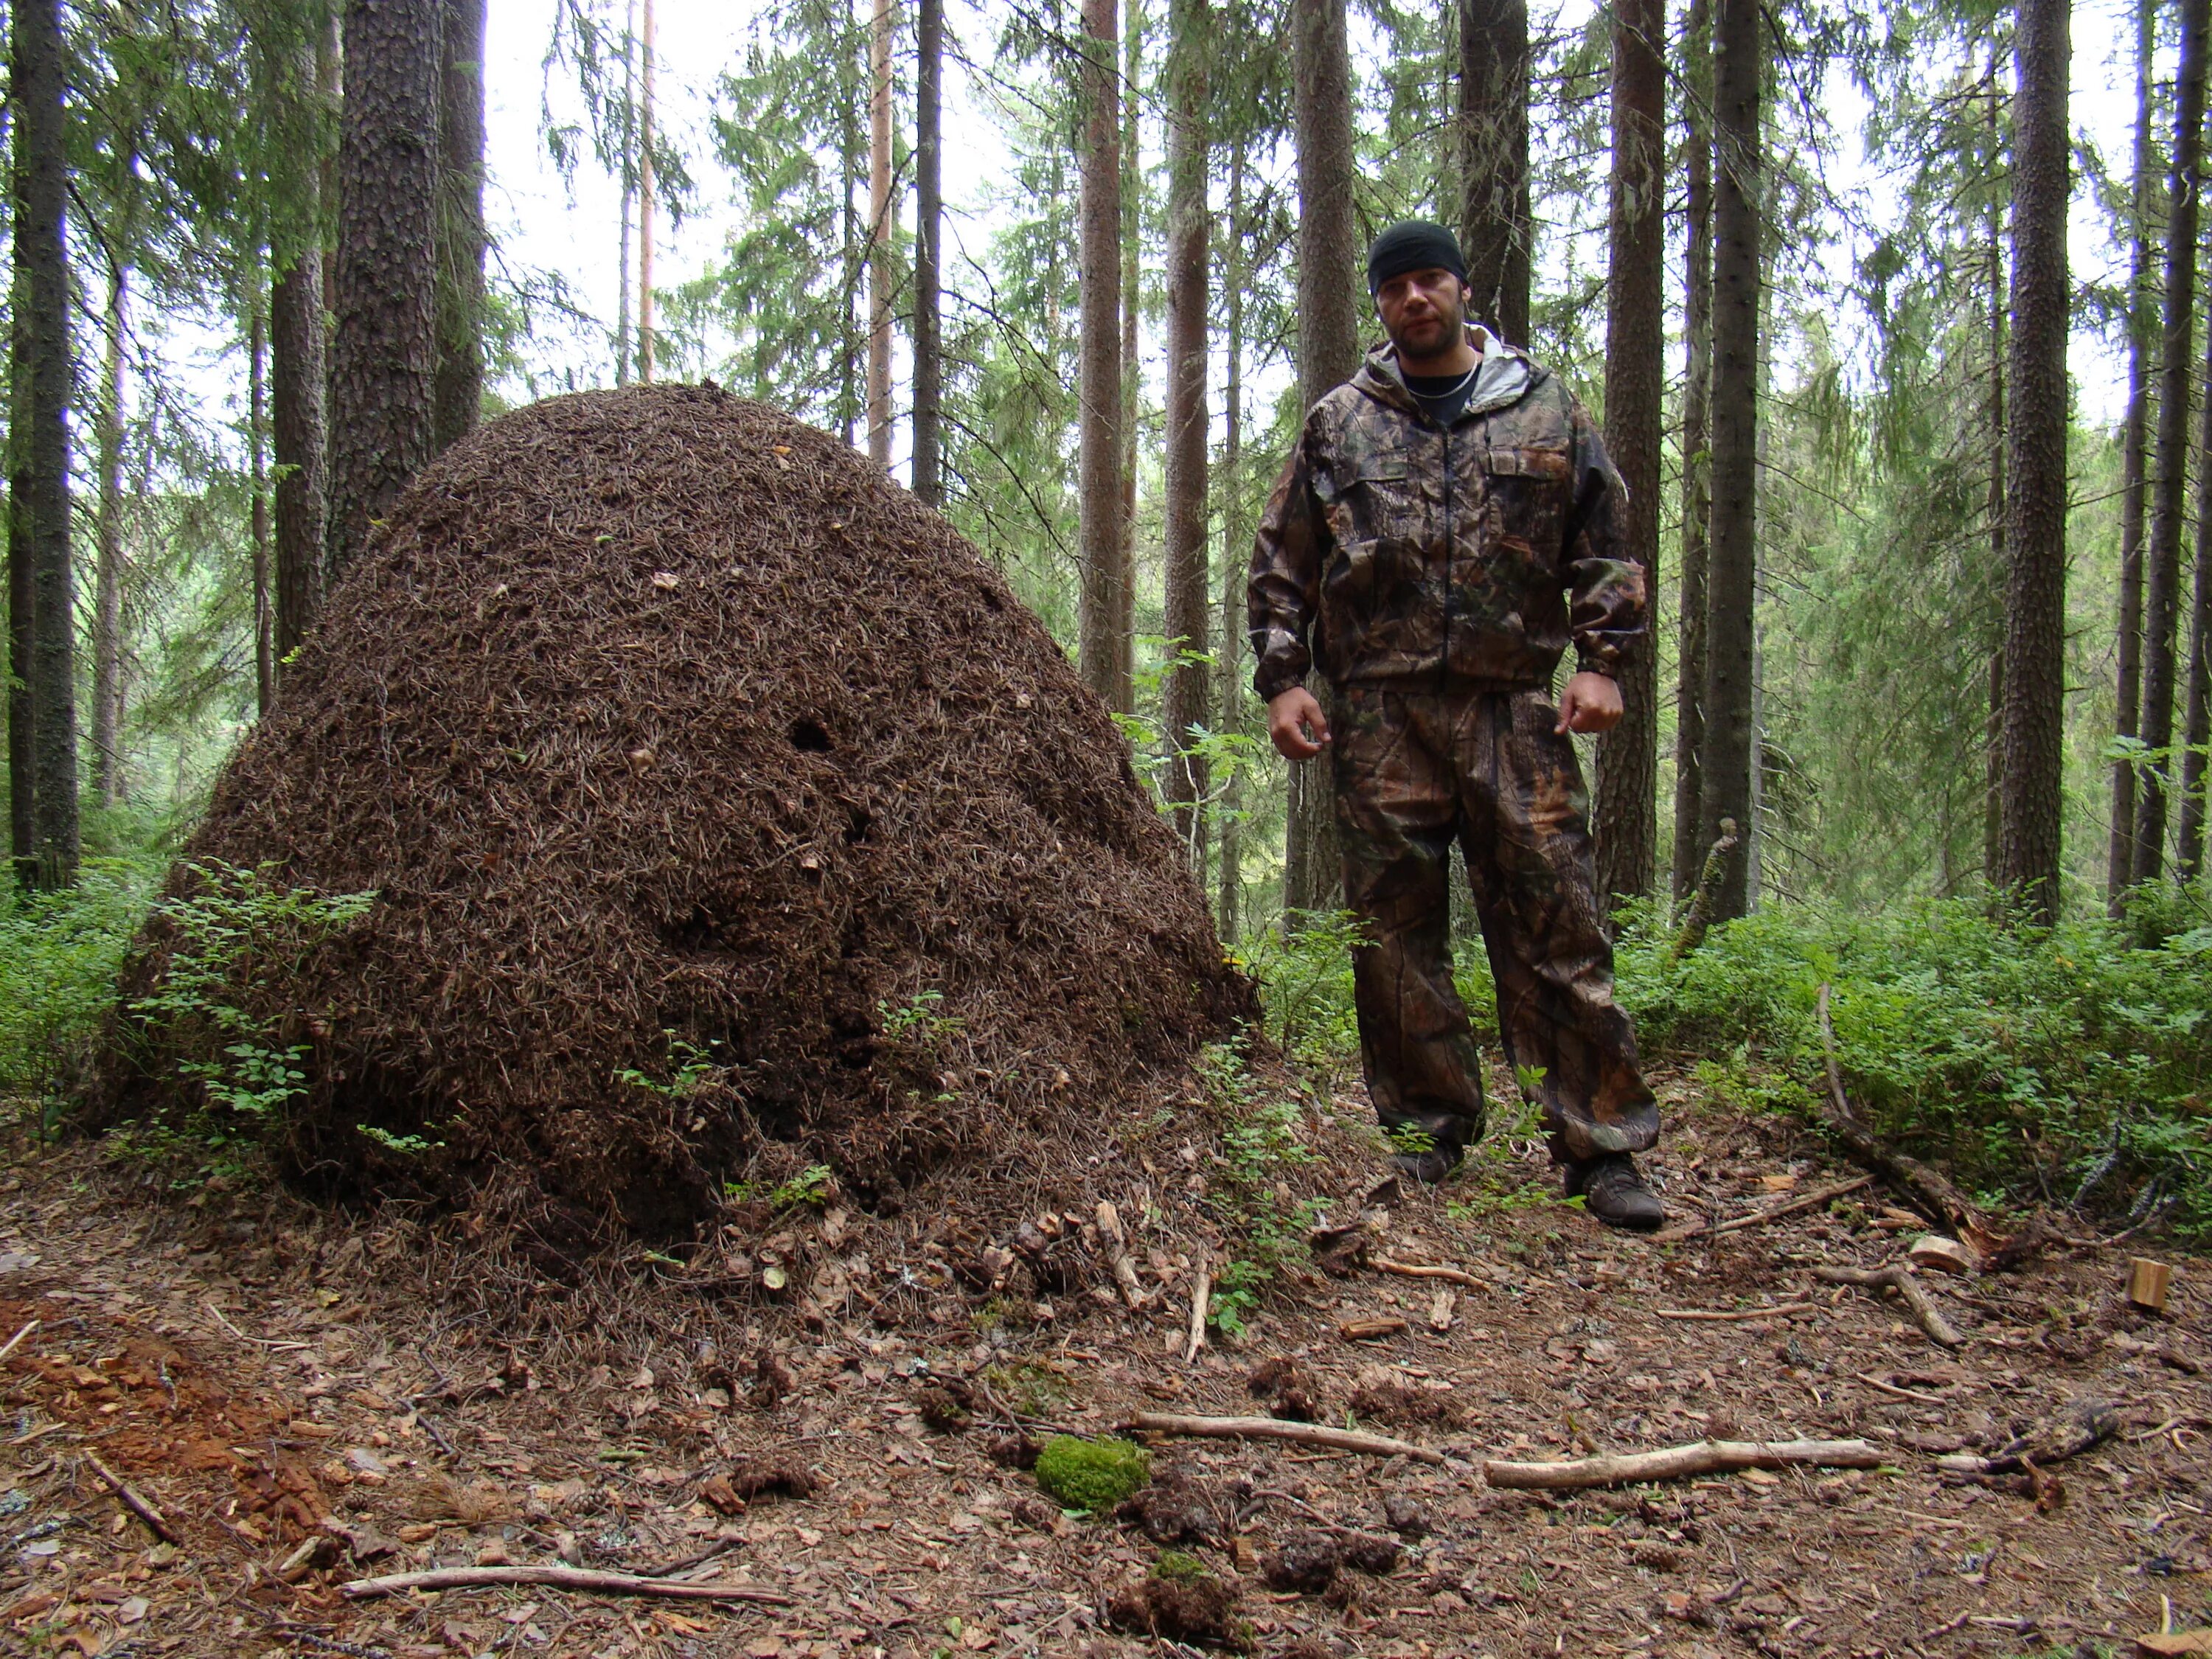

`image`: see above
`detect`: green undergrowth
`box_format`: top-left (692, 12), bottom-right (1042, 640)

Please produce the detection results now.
top-left (0, 853), bottom-right (165, 1121)
top-left (1241, 889), bottom-right (2212, 1239)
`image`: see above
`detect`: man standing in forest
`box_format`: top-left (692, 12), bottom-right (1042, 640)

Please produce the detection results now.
top-left (1249, 220), bottom-right (1663, 1230)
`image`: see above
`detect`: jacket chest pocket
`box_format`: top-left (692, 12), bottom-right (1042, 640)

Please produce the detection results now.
top-left (1479, 444), bottom-right (1571, 553)
top-left (1319, 451), bottom-right (1418, 546)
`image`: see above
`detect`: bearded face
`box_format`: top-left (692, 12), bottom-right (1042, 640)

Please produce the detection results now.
top-left (1375, 268), bottom-right (1472, 365)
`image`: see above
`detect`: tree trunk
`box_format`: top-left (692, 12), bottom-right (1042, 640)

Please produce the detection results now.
top-left (839, 15), bottom-right (861, 445)
top-left (1670, 0), bottom-right (1712, 906)
top-left (639, 0), bottom-right (657, 383)
top-left (1162, 0), bottom-right (1211, 863)
top-left (1457, 0), bottom-right (1531, 343)
top-left (1591, 0), bottom-right (1663, 909)
top-left (326, 0), bottom-right (444, 580)
top-left (8, 0), bottom-right (77, 886)
top-left (2110, 0), bottom-right (2156, 911)
top-left (1116, 0), bottom-right (1141, 712)
top-left (1285, 0), bottom-right (1359, 917)
top-left (251, 286), bottom-right (276, 717)
top-left (319, 12), bottom-right (341, 316)
top-left (2133, 0), bottom-right (2208, 886)
top-left (1077, 0), bottom-right (1126, 712)
top-left (1982, 71), bottom-right (2006, 888)
top-left (94, 258), bottom-right (128, 807)
top-left (1994, 0), bottom-right (2070, 920)
top-left (433, 0), bottom-right (487, 451)
top-left (866, 0), bottom-right (894, 464)
top-left (1694, 0), bottom-right (1760, 923)
top-left (260, 6), bottom-right (330, 665)
top-left (1217, 139), bottom-right (1248, 942)
top-left (616, 0), bottom-right (635, 386)
top-left (2179, 356), bottom-right (2212, 880)
top-left (911, 0), bottom-right (943, 505)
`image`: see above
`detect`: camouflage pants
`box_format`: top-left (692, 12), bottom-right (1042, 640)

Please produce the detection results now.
top-left (1330, 684), bottom-right (1659, 1164)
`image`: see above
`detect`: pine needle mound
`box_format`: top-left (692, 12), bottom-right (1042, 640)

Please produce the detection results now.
top-left (104, 385), bottom-right (1251, 1231)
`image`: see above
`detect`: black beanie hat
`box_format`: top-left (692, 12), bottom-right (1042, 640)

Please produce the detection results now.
top-left (1366, 220), bottom-right (1468, 296)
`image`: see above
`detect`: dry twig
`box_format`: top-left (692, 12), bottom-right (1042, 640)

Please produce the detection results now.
top-left (339, 1565), bottom-right (795, 1604)
top-left (1126, 1411), bottom-right (1446, 1465)
top-left (0, 1319), bottom-right (39, 1363)
top-left (1482, 1437), bottom-right (1882, 1491)
top-left (1647, 1178), bottom-right (1872, 1245)
top-left (1811, 1263), bottom-right (1965, 1347)
top-left (1184, 1256), bottom-right (1210, 1364)
top-left (1371, 1257), bottom-right (1484, 1289)
top-left (1655, 1302), bottom-right (1815, 1323)
top-left (83, 1453), bottom-right (178, 1543)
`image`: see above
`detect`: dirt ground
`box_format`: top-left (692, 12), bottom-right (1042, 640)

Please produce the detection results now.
top-left (0, 1069), bottom-right (2203, 1659)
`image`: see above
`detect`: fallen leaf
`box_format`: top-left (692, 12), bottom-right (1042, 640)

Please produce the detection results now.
top-left (651, 571), bottom-right (681, 590)
top-left (2138, 1635), bottom-right (2212, 1656)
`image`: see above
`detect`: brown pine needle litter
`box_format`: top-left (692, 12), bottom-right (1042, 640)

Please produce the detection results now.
top-left (98, 386), bottom-right (1252, 1239)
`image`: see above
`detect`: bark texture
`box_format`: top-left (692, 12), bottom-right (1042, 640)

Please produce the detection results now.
top-left (1694, 0), bottom-right (1761, 922)
top-left (1076, 0), bottom-right (1127, 712)
top-left (94, 262), bottom-right (128, 807)
top-left (1994, 0), bottom-right (2070, 919)
top-left (1592, 0), bottom-right (1664, 908)
top-left (433, 0), bottom-right (487, 453)
top-left (2110, 0), bottom-right (2156, 911)
top-left (1217, 145), bottom-right (1249, 941)
top-left (272, 246), bottom-right (329, 664)
top-left (1670, 0), bottom-right (1713, 905)
top-left (327, 0), bottom-right (444, 580)
top-left (1161, 0), bottom-right (1211, 860)
top-left (2181, 459), bottom-right (2212, 877)
top-left (8, 0), bottom-right (78, 886)
top-left (911, 0), bottom-right (944, 506)
top-left (2133, 0), bottom-right (2209, 886)
top-left (1286, 0), bottom-right (1359, 915)
top-left (866, 0), bottom-right (894, 465)
top-left (251, 295), bottom-right (275, 716)
top-left (1457, 0), bottom-right (1531, 344)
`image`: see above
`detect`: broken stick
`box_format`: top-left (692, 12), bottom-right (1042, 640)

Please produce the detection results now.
top-left (1483, 1437), bottom-right (1881, 1492)
top-left (1654, 1302), bottom-right (1816, 1323)
top-left (1094, 1202), bottom-right (1147, 1310)
top-left (1815, 985), bottom-right (2006, 1259)
top-left (1185, 1256), bottom-right (1210, 1365)
top-left (0, 1318), bottom-right (38, 1363)
top-left (1126, 1411), bottom-right (1446, 1465)
top-left (1371, 1257), bottom-right (1484, 1289)
top-left (340, 1565), bottom-right (795, 1604)
top-left (1647, 1177), bottom-right (1872, 1245)
top-left (83, 1453), bottom-right (178, 1544)
top-left (1812, 1264), bottom-right (1964, 1347)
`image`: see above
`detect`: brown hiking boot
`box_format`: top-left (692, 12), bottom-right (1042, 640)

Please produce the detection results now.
top-left (1567, 1152), bottom-right (1665, 1232)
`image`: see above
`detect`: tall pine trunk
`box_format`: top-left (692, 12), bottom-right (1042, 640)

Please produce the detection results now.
top-left (616, 0), bottom-right (635, 385)
top-left (2134, 0), bottom-right (2209, 886)
top-left (1695, 0), bottom-right (1761, 922)
top-left (2179, 352), bottom-right (2212, 878)
top-left (1285, 0), bottom-right (1358, 917)
top-left (434, 0), bottom-right (487, 452)
top-left (2110, 0), bottom-right (2157, 911)
top-left (1457, 0), bottom-right (1531, 343)
top-left (1076, 0), bottom-right (1126, 711)
top-left (866, 0), bottom-right (894, 465)
top-left (639, 0), bottom-right (657, 381)
top-left (326, 0), bottom-right (444, 579)
top-left (1994, 0), bottom-right (2070, 919)
top-left (1116, 0), bottom-right (1141, 711)
top-left (1593, 0), bottom-right (1663, 908)
top-left (8, 0), bottom-right (77, 886)
top-left (94, 258), bottom-right (128, 807)
top-left (1982, 69), bottom-right (2006, 888)
top-left (251, 287), bottom-right (275, 716)
top-left (911, 0), bottom-right (944, 505)
top-left (1671, 0), bottom-right (1713, 905)
top-left (1162, 0), bottom-right (1211, 861)
top-left (1217, 141), bottom-right (1249, 942)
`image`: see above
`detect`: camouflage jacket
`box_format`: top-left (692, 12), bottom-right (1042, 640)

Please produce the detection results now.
top-left (1248, 333), bottom-right (1644, 703)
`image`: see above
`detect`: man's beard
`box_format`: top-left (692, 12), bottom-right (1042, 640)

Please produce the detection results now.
top-left (1385, 296), bottom-right (1467, 363)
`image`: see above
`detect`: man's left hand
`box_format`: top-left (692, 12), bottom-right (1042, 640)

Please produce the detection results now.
top-left (1556, 671), bottom-right (1624, 735)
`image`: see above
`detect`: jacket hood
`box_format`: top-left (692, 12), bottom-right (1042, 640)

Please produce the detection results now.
top-left (1354, 326), bottom-right (1542, 422)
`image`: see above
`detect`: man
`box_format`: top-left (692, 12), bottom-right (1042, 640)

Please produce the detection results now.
top-left (1248, 220), bottom-right (1663, 1231)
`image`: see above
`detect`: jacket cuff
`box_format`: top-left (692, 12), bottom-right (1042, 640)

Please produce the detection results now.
top-left (1253, 664), bottom-right (1308, 703)
top-left (1573, 653), bottom-right (1618, 680)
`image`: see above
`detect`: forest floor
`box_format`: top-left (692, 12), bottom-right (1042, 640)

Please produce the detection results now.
top-left (0, 1067), bottom-right (2203, 1659)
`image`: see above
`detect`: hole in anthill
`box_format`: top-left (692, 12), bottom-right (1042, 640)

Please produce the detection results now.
top-left (789, 717), bottom-right (832, 753)
top-left (844, 807), bottom-right (873, 845)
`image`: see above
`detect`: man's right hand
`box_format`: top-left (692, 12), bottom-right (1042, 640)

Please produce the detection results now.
top-left (1267, 686), bottom-right (1332, 759)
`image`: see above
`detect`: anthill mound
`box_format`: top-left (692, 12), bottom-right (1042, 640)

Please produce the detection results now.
top-left (100, 384), bottom-right (1251, 1231)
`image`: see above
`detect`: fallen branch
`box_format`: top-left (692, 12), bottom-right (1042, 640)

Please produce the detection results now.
top-left (1935, 1400), bottom-right (2119, 1475)
top-left (83, 1453), bottom-right (178, 1544)
top-left (1648, 1177), bottom-right (1872, 1245)
top-left (1669, 818), bottom-right (1740, 963)
top-left (1185, 1256), bottom-right (1210, 1365)
top-left (339, 1565), bottom-right (795, 1604)
top-left (1371, 1257), bottom-right (1484, 1289)
top-left (1655, 1302), bottom-right (1815, 1323)
top-left (1483, 1436), bottom-right (1881, 1491)
top-left (1126, 1411), bottom-right (1445, 1466)
top-left (1854, 1371), bottom-right (1950, 1405)
top-left (1094, 1203), bottom-right (1147, 1310)
top-left (1811, 1264), bottom-right (1964, 1347)
top-left (0, 1319), bottom-right (38, 1363)
top-left (1815, 986), bottom-right (2007, 1259)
